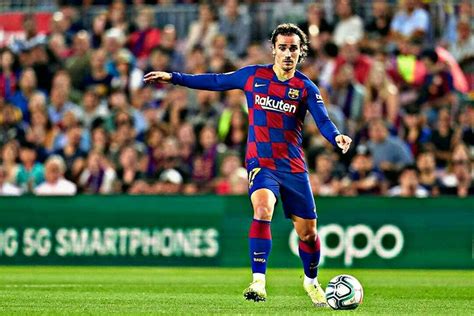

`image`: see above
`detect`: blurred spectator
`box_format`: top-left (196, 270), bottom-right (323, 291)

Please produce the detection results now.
top-left (218, 0), bottom-right (251, 58)
top-left (30, 38), bottom-right (61, 93)
top-left (185, 45), bottom-right (209, 74)
top-left (416, 149), bottom-right (441, 196)
top-left (90, 126), bottom-right (110, 156)
top-left (388, 165), bottom-right (429, 197)
top-left (82, 49), bottom-right (114, 98)
top-left (106, 0), bottom-right (130, 35)
top-left (1, 141), bottom-right (20, 184)
top-left (333, 0), bottom-right (364, 47)
top-left (364, 0), bottom-right (392, 45)
top-left (229, 167), bottom-right (248, 195)
top-left (8, 68), bottom-right (38, 123)
top-left (214, 151), bottom-right (242, 195)
top-left (331, 64), bottom-right (365, 134)
top-left (318, 42), bottom-right (338, 89)
top-left (298, 3), bottom-right (333, 57)
top-left (65, 31), bottom-right (92, 91)
top-left (51, 69), bottom-right (82, 105)
top-left (192, 124), bottom-right (218, 191)
top-left (54, 123), bottom-right (88, 181)
top-left (78, 151), bottom-right (116, 194)
top-left (390, 0), bottom-right (429, 43)
top-left (188, 90), bottom-right (222, 129)
top-left (0, 165), bottom-right (22, 196)
top-left (110, 49), bottom-right (144, 97)
top-left (15, 142), bottom-right (44, 193)
top-left (81, 88), bottom-right (109, 130)
top-left (154, 168), bottom-right (183, 194)
top-left (439, 143), bottom-right (473, 197)
top-left (128, 7), bottom-right (161, 67)
top-left (208, 34), bottom-right (236, 73)
top-left (115, 146), bottom-right (144, 193)
top-left (0, 103), bottom-right (26, 146)
top-left (162, 87), bottom-right (191, 130)
top-left (429, 107), bottom-right (458, 168)
top-left (459, 104), bottom-right (473, 149)
top-left (0, 49), bottom-right (18, 100)
top-left (159, 24), bottom-right (185, 73)
top-left (364, 61), bottom-right (399, 126)
top-left (185, 3), bottom-right (219, 54)
top-left (334, 40), bottom-right (372, 86)
top-left (448, 19), bottom-right (474, 64)
top-left (34, 155), bottom-right (77, 195)
top-left (309, 151), bottom-right (342, 196)
top-left (341, 144), bottom-right (386, 195)
top-left (399, 105), bottom-right (431, 157)
top-left (367, 119), bottom-right (414, 178)
top-left (91, 11), bottom-right (108, 49)
top-left (417, 49), bottom-right (456, 121)
top-left (238, 42), bottom-right (270, 68)
top-left (448, 19), bottom-right (474, 91)
top-left (47, 84), bottom-right (82, 126)
top-left (176, 122), bottom-right (196, 174)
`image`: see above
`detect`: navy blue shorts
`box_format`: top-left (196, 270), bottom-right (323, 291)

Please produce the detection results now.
top-left (247, 167), bottom-right (317, 220)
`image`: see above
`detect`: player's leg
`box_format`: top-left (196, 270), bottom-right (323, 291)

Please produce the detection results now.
top-left (292, 215), bottom-right (326, 307)
top-left (243, 188), bottom-right (276, 302)
top-left (280, 172), bottom-right (326, 307)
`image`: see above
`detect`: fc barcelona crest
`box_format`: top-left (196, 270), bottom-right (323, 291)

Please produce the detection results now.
top-left (288, 88), bottom-right (299, 100)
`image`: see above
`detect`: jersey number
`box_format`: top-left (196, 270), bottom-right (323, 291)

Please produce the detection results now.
top-left (248, 168), bottom-right (261, 189)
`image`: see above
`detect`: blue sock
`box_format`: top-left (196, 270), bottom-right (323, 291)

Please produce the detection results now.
top-left (298, 236), bottom-right (321, 279)
top-left (249, 219), bottom-right (272, 274)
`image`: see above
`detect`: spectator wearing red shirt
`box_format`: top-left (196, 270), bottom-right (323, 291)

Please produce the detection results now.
top-left (128, 8), bottom-right (160, 67)
top-left (333, 39), bottom-right (372, 85)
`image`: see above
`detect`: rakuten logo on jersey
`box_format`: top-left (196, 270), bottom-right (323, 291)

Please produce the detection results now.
top-left (255, 95), bottom-right (296, 114)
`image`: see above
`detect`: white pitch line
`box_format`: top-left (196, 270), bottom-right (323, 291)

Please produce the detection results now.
top-left (3, 284), bottom-right (104, 288)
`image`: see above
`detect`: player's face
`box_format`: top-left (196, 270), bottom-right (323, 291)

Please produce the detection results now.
top-left (273, 34), bottom-right (301, 72)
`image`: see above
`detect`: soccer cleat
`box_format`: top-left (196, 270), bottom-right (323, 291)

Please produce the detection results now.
top-left (243, 280), bottom-right (267, 302)
top-left (304, 283), bottom-right (328, 307)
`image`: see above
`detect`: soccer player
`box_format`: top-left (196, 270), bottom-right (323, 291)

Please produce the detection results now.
top-left (144, 23), bottom-right (352, 307)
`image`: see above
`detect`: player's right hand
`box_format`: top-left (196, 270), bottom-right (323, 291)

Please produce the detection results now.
top-left (143, 71), bottom-right (172, 84)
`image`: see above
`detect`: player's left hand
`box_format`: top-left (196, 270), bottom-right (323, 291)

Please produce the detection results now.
top-left (335, 134), bottom-right (352, 154)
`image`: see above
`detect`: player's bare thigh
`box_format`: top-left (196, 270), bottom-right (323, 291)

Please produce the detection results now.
top-left (250, 188), bottom-right (277, 221)
top-left (292, 214), bottom-right (318, 243)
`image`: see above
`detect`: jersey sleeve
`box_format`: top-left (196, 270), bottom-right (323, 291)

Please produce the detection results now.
top-left (305, 82), bottom-right (341, 147)
top-left (170, 65), bottom-right (255, 91)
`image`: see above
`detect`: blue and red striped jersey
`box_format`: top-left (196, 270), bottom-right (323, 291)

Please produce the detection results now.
top-left (171, 64), bottom-right (341, 173)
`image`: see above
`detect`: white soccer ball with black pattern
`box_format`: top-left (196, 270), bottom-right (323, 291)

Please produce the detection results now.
top-left (325, 274), bottom-right (363, 310)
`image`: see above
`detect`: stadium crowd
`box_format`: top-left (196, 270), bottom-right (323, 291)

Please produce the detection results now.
top-left (0, 0), bottom-right (472, 197)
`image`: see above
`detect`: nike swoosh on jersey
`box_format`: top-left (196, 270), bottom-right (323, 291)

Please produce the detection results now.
top-left (253, 252), bottom-right (266, 255)
top-left (255, 83), bottom-right (266, 87)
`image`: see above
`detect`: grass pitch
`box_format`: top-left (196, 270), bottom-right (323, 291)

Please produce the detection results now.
top-left (0, 267), bottom-right (472, 315)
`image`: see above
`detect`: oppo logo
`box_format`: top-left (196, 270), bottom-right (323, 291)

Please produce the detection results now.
top-left (290, 224), bottom-right (404, 266)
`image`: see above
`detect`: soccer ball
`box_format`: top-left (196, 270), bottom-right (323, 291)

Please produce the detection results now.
top-left (325, 274), bottom-right (363, 310)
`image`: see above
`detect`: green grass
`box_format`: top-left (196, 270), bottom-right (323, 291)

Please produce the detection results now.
top-left (0, 267), bottom-right (472, 315)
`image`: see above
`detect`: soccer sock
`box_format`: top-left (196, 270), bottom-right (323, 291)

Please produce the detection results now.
top-left (299, 236), bottom-right (321, 285)
top-left (249, 219), bottom-right (272, 281)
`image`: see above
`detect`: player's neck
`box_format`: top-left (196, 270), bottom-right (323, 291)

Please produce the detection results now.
top-left (272, 65), bottom-right (295, 82)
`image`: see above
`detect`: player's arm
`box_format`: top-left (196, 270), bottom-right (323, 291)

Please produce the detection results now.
top-left (143, 66), bottom-right (254, 91)
top-left (306, 83), bottom-right (352, 154)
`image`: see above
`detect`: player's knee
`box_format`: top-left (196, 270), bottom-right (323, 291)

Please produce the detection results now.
top-left (253, 205), bottom-right (273, 221)
top-left (299, 230), bottom-right (317, 243)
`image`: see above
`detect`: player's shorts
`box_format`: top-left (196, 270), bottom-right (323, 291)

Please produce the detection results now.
top-left (247, 166), bottom-right (317, 220)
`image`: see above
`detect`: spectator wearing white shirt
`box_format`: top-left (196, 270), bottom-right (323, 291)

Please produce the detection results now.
top-left (34, 155), bottom-right (77, 196)
top-left (390, 0), bottom-right (429, 42)
top-left (388, 165), bottom-right (429, 198)
top-left (0, 166), bottom-right (22, 196)
top-left (333, 0), bottom-right (364, 47)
